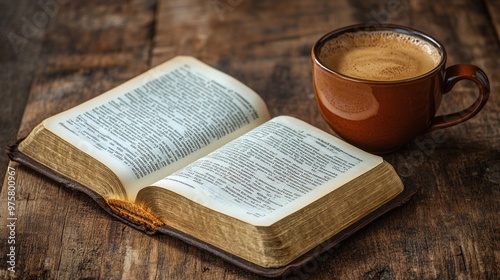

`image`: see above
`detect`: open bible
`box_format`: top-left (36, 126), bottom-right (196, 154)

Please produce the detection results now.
top-left (8, 56), bottom-right (416, 277)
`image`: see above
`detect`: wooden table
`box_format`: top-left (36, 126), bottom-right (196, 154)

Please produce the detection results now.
top-left (1, 0), bottom-right (499, 279)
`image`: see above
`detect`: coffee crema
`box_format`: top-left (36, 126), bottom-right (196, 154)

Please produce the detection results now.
top-left (319, 30), bottom-right (442, 81)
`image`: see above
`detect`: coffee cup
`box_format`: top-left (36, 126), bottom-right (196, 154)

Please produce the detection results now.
top-left (311, 24), bottom-right (490, 153)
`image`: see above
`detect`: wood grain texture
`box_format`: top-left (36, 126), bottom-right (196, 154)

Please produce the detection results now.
top-left (1, 0), bottom-right (499, 279)
top-left (486, 0), bottom-right (500, 39)
top-left (0, 0), bottom-right (48, 185)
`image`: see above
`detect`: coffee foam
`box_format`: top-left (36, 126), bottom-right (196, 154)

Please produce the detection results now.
top-left (319, 30), bottom-right (442, 81)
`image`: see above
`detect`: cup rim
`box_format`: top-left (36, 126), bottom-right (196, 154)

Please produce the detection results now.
top-left (312, 23), bottom-right (447, 84)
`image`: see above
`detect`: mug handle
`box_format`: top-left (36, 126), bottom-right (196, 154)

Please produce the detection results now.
top-left (427, 64), bottom-right (490, 131)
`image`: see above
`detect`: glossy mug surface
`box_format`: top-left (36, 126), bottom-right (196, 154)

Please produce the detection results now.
top-left (312, 24), bottom-right (490, 153)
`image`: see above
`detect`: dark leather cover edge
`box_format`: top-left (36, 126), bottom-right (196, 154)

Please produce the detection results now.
top-left (7, 140), bottom-right (417, 278)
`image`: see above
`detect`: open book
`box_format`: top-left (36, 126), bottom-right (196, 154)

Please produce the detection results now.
top-left (8, 56), bottom-right (415, 277)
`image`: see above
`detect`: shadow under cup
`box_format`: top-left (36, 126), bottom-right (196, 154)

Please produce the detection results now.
top-left (312, 24), bottom-right (490, 154)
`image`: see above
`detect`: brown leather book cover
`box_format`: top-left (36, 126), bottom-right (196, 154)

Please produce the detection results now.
top-left (7, 140), bottom-right (417, 278)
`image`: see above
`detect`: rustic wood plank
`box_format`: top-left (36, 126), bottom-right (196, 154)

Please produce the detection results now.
top-left (485, 0), bottom-right (500, 39)
top-left (0, 0), bottom-right (48, 187)
top-left (1, 0), bottom-right (498, 279)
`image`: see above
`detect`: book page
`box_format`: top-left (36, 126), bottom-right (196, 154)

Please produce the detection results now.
top-left (43, 56), bottom-right (270, 201)
top-left (152, 116), bottom-right (382, 226)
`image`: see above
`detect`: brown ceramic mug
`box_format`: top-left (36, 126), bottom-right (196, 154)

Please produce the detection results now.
top-left (312, 24), bottom-right (490, 153)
